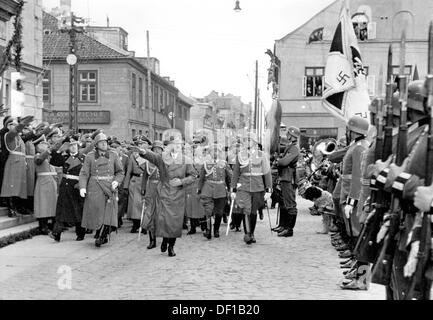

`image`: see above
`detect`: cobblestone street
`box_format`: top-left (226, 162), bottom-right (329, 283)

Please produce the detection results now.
top-left (0, 198), bottom-right (385, 300)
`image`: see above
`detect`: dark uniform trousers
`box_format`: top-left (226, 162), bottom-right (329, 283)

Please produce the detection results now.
top-left (201, 197), bottom-right (226, 232)
top-left (278, 181), bottom-right (298, 231)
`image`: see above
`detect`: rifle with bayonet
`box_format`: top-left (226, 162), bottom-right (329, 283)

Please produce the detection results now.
top-left (405, 26), bottom-right (433, 298)
top-left (355, 45), bottom-right (395, 264)
top-left (372, 32), bottom-right (409, 285)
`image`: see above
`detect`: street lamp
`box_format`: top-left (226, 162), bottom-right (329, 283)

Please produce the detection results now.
top-left (234, 0), bottom-right (241, 12)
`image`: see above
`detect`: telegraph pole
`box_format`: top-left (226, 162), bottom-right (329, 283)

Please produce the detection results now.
top-left (146, 31), bottom-right (153, 139)
top-left (254, 60), bottom-right (259, 131)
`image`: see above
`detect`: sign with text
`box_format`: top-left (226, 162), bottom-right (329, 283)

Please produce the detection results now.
top-left (44, 111), bottom-right (111, 124)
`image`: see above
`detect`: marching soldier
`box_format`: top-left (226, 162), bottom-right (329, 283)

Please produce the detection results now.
top-left (339, 116), bottom-right (371, 290)
top-left (50, 136), bottom-right (86, 242)
top-left (230, 132), bottom-right (272, 245)
top-left (198, 143), bottom-right (232, 239)
top-left (124, 137), bottom-right (151, 234)
top-left (185, 136), bottom-right (206, 235)
top-left (228, 136), bottom-right (244, 232)
top-left (111, 140), bottom-right (129, 228)
top-left (141, 140), bottom-right (164, 250)
top-left (275, 127), bottom-right (300, 238)
top-left (79, 133), bottom-right (124, 247)
top-left (136, 130), bottom-right (196, 257)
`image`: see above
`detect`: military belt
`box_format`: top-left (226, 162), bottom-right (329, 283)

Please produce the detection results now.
top-left (10, 151), bottom-right (25, 157)
top-left (92, 176), bottom-right (113, 181)
top-left (132, 173), bottom-right (143, 178)
top-left (64, 174), bottom-right (79, 181)
top-left (25, 155), bottom-right (35, 159)
top-left (37, 172), bottom-right (57, 177)
top-left (241, 173), bottom-right (263, 177)
top-left (149, 179), bottom-right (159, 183)
top-left (207, 180), bottom-right (225, 185)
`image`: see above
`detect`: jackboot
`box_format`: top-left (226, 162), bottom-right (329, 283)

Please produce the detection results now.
top-left (168, 238), bottom-right (176, 257)
top-left (187, 219), bottom-right (197, 235)
top-left (214, 215), bottom-right (222, 238)
top-left (243, 215), bottom-right (253, 245)
top-left (130, 219), bottom-right (140, 233)
top-left (95, 226), bottom-right (109, 247)
top-left (203, 217), bottom-right (212, 240)
top-left (250, 214), bottom-right (257, 243)
top-left (161, 238), bottom-right (168, 253)
top-left (75, 223), bottom-right (86, 241)
top-left (147, 231), bottom-right (156, 250)
top-left (38, 218), bottom-right (49, 235)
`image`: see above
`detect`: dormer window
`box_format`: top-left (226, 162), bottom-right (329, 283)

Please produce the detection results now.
top-left (308, 27), bottom-right (323, 43)
top-left (44, 29), bottom-right (52, 35)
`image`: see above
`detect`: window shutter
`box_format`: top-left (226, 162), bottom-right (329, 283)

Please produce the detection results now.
top-left (367, 75), bottom-right (376, 97)
top-left (367, 22), bottom-right (377, 40)
top-left (302, 76), bottom-right (307, 97)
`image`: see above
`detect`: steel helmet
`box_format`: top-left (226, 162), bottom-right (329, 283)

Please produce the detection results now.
top-left (94, 133), bottom-right (108, 144)
top-left (287, 126), bottom-right (301, 139)
top-left (347, 116), bottom-right (369, 136)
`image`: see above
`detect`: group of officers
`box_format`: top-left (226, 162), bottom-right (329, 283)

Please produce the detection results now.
top-left (0, 115), bottom-right (303, 258)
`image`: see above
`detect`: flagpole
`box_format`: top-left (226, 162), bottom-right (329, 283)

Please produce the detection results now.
top-left (146, 30), bottom-right (153, 139)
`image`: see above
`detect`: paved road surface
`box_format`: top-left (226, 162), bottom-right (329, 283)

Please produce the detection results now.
top-left (0, 198), bottom-right (385, 300)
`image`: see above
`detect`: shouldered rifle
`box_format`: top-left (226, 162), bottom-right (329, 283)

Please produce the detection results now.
top-left (354, 79), bottom-right (395, 263)
top-left (406, 75), bottom-right (433, 300)
top-left (372, 72), bottom-right (409, 285)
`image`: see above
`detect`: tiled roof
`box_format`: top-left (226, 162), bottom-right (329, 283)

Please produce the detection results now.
top-left (43, 12), bottom-right (128, 61)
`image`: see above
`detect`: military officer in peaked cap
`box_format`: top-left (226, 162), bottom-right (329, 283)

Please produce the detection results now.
top-left (198, 143), bottom-right (232, 239)
top-left (230, 132), bottom-right (272, 245)
top-left (273, 126), bottom-right (301, 238)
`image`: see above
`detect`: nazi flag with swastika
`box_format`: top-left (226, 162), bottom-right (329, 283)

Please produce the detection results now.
top-left (322, 0), bottom-right (370, 123)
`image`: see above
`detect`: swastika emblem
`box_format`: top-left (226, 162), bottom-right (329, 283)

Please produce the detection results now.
top-left (337, 71), bottom-right (350, 85)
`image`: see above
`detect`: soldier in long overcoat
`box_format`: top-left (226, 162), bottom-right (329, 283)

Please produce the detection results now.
top-left (141, 140), bottom-right (164, 249)
top-left (136, 132), bottom-right (196, 257)
top-left (50, 138), bottom-right (86, 242)
top-left (79, 133), bottom-right (124, 247)
top-left (124, 138), bottom-right (150, 233)
top-left (34, 139), bottom-right (58, 235)
top-left (0, 116), bottom-right (34, 215)
top-left (184, 141), bottom-right (206, 235)
top-left (198, 144), bottom-right (232, 239)
top-left (112, 140), bottom-right (129, 227)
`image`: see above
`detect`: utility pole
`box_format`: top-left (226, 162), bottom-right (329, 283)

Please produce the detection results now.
top-left (254, 60), bottom-right (259, 131)
top-left (146, 31), bottom-right (153, 139)
top-left (62, 12), bottom-right (84, 132)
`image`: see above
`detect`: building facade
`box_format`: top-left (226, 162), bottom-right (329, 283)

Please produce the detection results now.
top-left (0, 0), bottom-right (43, 121)
top-left (42, 11), bottom-right (191, 141)
top-left (275, 0), bottom-right (432, 148)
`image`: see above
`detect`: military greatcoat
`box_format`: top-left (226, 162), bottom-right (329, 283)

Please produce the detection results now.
top-left (79, 150), bottom-right (124, 230)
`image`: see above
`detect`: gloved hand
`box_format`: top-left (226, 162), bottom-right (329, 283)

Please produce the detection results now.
top-left (169, 178), bottom-right (182, 187)
top-left (344, 205), bottom-right (353, 219)
top-left (414, 183), bottom-right (433, 212)
top-left (404, 241), bottom-right (420, 278)
top-left (111, 181), bottom-right (119, 191)
top-left (80, 189), bottom-right (86, 198)
top-left (230, 192), bottom-right (236, 201)
top-left (372, 155), bottom-right (393, 178)
top-left (376, 218), bottom-right (391, 243)
top-left (264, 192), bottom-right (272, 208)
